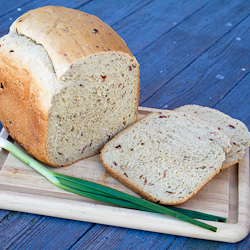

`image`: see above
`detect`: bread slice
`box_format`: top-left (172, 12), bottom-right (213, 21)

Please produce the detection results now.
top-left (0, 6), bottom-right (139, 167)
top-left (174, 105), bottom-right (250, 170)
top-left (100, 110), bottom-right (231, 205)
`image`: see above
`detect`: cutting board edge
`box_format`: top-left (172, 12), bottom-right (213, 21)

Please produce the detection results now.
top-left (0, 107), bottom-right (249, 242)
top-left (0, 187), bottom-right (248, 243)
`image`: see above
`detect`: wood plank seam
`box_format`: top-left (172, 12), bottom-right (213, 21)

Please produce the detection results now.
top-left (74, 0), bottom-right (95, 10)
top-left (69, 223), bottom-right (97, 248)
top-left (212, 72), bottom-right (250, 109)
top-left (7, 214), bottom-right (58, 249)
top-left (5, 215), bottom-right (45, 249)
top-left (0, 1), bottom-right (249, 246)
top-left (0, 0), bottom-right (34, 19)
top-left (109, 0), bottom-right (156, 27)
top-left (0, 212), bottom-right (11, 224)
top-left (0, 1), bottom-right (92, 37)
top-left (140, 11), bottom-right (250, 107)
top-left (132, 1), bottom-right (209, 56)
top-left (1, 108), bottom-right (247, 242)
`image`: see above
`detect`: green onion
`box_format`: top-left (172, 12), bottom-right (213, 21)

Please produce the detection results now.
top-left (0, 137), bottom-right (224, 232)
top-left (165, 207), bottom-right (226, 222)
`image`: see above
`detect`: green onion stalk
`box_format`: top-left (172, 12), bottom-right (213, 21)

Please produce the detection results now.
top-left (0, 137), bottom-right (225, 232)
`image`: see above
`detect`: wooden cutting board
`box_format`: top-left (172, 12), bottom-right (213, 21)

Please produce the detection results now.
top-left (0, 107), bottom-right (249, 243)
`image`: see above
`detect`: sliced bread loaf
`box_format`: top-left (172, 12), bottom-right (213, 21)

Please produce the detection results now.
top-left (100, 110), bottom-right (231, 205)
top-left (174, 105), bottom-right (250, 170)
top-left (0, 6), bottom-right (139, 167)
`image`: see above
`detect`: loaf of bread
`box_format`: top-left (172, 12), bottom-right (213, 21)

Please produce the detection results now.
top-left (100, 110), bottom-right (231, 205)
top-left (0, 6), bottom-right (139, 167)
top-left (175, 105), bottom-right (250, 170)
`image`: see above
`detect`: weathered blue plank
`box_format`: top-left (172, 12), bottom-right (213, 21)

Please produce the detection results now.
top-left (112, 0), bottom-right (208, 55)
top-left (214, 73), bottom-right (250, 128)
top-left (0, 209), bottom-right (10, 221)
top-left (79, 0), bottom-right (152, 26)
top-left (67, 223), bottom-right (250, 250)
top-left (70, 224), bottom-right (176, 250)
top-left (0, 0), bottom-right (90, 36)
top-left (136, 0), bottom-right (250, 104)
top-left (0, 0), bottom-right (32, 18)
top-left (0, 213), bottom-right (93, 250)
top-left (0, 211), bottom-right (42, 248)
top-left (142, 12), bottom-right (250, 112)
top-left (0, 0), bottom-right (250, 249)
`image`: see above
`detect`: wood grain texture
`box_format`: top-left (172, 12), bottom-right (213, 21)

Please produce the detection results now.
top-left (0, 0), bottom-right (250, 249)
top-left (0, 108), bottom-right (249, 243)
top-left (214, 73), bottom-right (250, 128)
top-left (111, 0), bottom-right (209, 54)
top-left (79, 0), bottom-right (153, 27)
top-left (4, 216), bottom-right (93, 250)
top-left (0, 0), bottom-right (31, 18)
top-left (0, 0), bottom-right (90, 36)
top-left (142, 12), bottom-right (250, 112)
top-left (137, 0), bottom-right (250, 105)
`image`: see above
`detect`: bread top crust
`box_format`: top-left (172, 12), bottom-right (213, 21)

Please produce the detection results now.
top-left (10, 6), bottom-right (133, 79)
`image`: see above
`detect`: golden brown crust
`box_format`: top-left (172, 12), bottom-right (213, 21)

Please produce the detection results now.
top-left (0, 6), bottom-right (139, 168)
top-left (221, 159), bottom-right (239, 170)
top-left (11, 6), bottom-right (133, 79)
top-left (0, 48), bottom-right (51, 165)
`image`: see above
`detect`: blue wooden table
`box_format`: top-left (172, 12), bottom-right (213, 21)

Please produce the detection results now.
top-left (0, 0), bottom-right (250, 249)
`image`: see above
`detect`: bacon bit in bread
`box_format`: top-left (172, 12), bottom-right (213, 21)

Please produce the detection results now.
top-left (101, 75), bottom-right (107, 82)
top-left (81, 145), bottom-right (87, 154)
